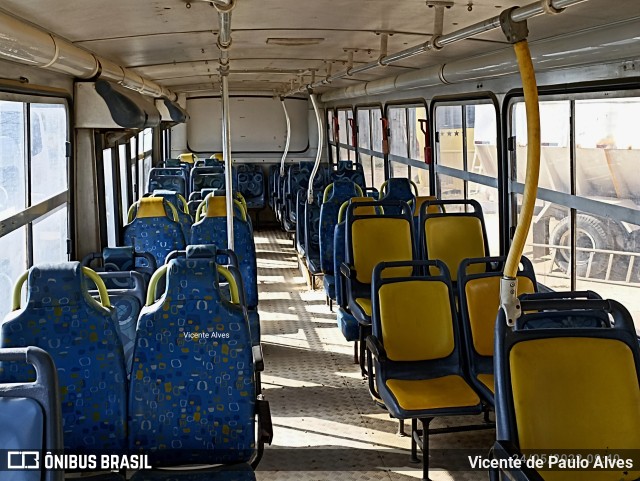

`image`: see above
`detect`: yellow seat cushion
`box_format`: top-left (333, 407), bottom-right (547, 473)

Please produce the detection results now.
top-left (477, 373), bottom-right (494, 393)
top-left (386, 375), bottom-right (480, 411)
top-left (511, 337), bottom-right (640, 481)
top-left (355, 298), bottom-right (372, 317)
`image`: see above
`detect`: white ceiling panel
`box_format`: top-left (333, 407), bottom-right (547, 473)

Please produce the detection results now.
top-left (0, 0), bottom-right (637, 92)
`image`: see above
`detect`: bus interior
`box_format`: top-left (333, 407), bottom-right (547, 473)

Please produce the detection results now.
top-left (0, 0), bottom-right (639, 480)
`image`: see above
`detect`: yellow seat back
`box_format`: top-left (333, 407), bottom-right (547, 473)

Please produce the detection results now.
top-left (137, 197), bottom-right (169, 218)
top-left (413, 196), bottom-right (440, 217)
top-left (179, 153), bottom-right (196, 164)
top-left (338, 197), bottom-right (379, 223)
top-left (465, 276), bottom-right (535, 356)
top-left (379, 280), bottom-right (454, 362)
top-left (352, 217), bottom-right (413, 284)
top-left (511, 337), bottom-right (640, 461)
top-left (424, 216), bottom-right (486, 281)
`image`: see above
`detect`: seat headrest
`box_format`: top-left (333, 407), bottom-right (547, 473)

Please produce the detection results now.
top-left (212, 153), bottom-right (224, 161)
top-left (206, 195), bottom-right (227, 218)
top-left (338, 197), bottom-right (380, 223)
top-left (383, 178), bottom-right (414, 196)
top-left (204, 196), bottom-right (246, 221)
top-left (326, 179), bottom-right (362, 203)
top-left (164, 258), bottom-right (221, 301)
top-left (337, 160), bottom-right (354, 170)
top-left (25, 262), bottom-right (94, 308)
top-left (136, 197), bottom-right (169, 219)
top-left (201, 188), bottom-right (219, 197)
top-left (152, 190), bottom-right (183, 211)
top-left (186, 244), bottom-right (218, 259)
top-left (103, 246), bottom-right (135, 270)
top-left (179, 153), bottom-right (196, 163)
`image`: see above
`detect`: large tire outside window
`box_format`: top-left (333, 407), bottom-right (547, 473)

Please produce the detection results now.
top-left (550, 214), bottom-right (615, 277)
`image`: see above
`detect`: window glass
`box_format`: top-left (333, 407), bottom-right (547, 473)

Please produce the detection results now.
top-left (0, 227), bottom-right (26, 319)
top-left (30, 103), bottom-right (67, 204)
top-left (389, 160), bottom-right (409, 180)
top-left (388, 108), bottom-right (408, 158)
top-left (103, 148), bottom-right (117, 247)
top-left (119, 144), bottom-right (129, 224)
top-left (466, 104), bottom-right (499, 254)
top-left (408, 107), bottom-right (430, 195)
top-left (436, 105), bottom-right (464, 170)
top-left (516, 194), bottom-right (572, 291)
top-left (514, 101), bottom-right (570, 192)
top-left (512, 100), bottom-right (571, 288)
top-left (327, 110), bottom-right (335, 144)
top-left (337, 109), bottom-right (353, 161)
top-left (0, 100), bottom-right (26, 219)
top-left (573, 98), bottom-right (640, 333)
top-left (358, 109), bottom-right (373, 186)
top-left (371, 109), bottom-right (383, 153)
top-left (33, 205), bottom-right (68, 265)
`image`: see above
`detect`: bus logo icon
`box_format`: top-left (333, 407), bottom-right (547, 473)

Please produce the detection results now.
top-left (8, 451), bottom-right (40, 469)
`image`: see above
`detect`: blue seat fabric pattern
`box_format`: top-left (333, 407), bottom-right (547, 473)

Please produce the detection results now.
top-left (0, 262), bottom-right (127, 451)
top-left (129, 258), bottom-right (255, 466)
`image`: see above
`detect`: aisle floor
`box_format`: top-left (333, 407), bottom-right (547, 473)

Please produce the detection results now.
top-left (254, 229), bottom-right (494, 481)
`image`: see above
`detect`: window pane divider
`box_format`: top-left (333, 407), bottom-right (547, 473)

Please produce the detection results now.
top-left (0, 190), bottom-right (68, 237)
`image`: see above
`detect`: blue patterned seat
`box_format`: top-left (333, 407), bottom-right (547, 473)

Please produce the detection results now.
top-left (379, 178), bottom-right (417, 215)
top-left (319, 180), bottom-right (363, 300)
top-left (284, 163), bottom-right (329, 232)
top-left (148, 168), bottom-right (190, 198)
top-left (332, 160), bottom-right (366, 189)
top-left (122, 197), bottom-right (186, 267)
top-left (237, 164), bottom-right (265, 210)
top-left (129, 257), bottom-right (267, 467)
top-left (333, 220), bottom-right (358, 341)
top-left (91, 271), bottom-right (146, 376)
top-left (190, 197), bottom-right (259, 345)
top-left (304, 191), bottom-right (324, 274)
top-left (151, 189), bottom-right (193, 241)
top-left (0, 263), bottom-right (127, 451)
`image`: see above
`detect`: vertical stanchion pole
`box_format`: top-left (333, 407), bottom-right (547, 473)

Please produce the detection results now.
top-left (308, 92), bottom-right (324, 204)
top-left (280, 98), bottom-right (291, 176)
top-left (221, 73), bottom-right (234, 250)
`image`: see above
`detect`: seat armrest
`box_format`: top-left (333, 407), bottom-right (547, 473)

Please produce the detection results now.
top-left (366, 335), bottom-right (387, 362)
top-left (340, 262), bottom-right (356, 280)
top-left (252, 344), bottom-right (264, 372)
top-left (491, 441), bottom-right (545, 481)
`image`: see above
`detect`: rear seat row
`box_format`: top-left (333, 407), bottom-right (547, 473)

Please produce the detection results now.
top-left (150, 154), bottom-right (265, 211)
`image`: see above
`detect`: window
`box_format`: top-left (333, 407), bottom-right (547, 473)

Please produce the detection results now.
top-left (103, 147), bottom-right (117, 247)
top-left (387, 105), bottom-right (430, 195)
top-left (119, 143), bottom-right (130, 224)
top-left (337, 109), bottom-right (354, 161)
top-left (356, 107), bottom-right (384, 189)
top-left (0, 97), bottom-right (69, 320)
top-left (327, 110), bottom-right (338, 163)
top-left (512, 96), bottom-right (640, 333)
top-left (435, 102), bottom-right (500, 254)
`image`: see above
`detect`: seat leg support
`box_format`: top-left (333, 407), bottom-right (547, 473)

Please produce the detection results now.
top-left (420, 418), bottom-right (433, 481)
top-left (397, 419), bottom-right (406, 437)
top-left (410, 418), bottom-right (419, 463)
top-left (353, 341), bottom-right (359, 364)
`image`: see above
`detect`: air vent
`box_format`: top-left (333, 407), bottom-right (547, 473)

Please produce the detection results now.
top-left (266, 38), bottom-right (325, 46)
